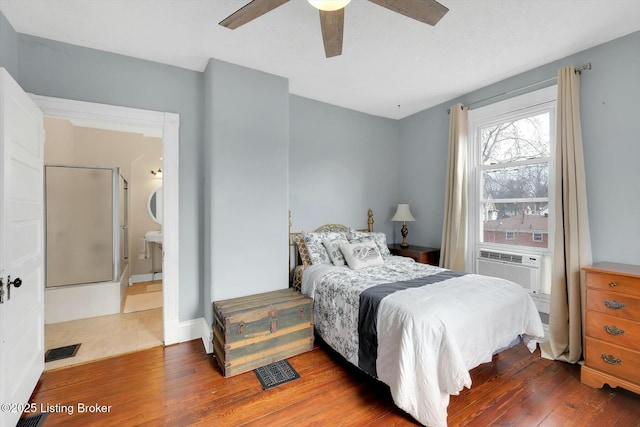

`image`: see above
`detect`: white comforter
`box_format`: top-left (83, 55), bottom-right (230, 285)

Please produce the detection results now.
top-left (302, 257), bottom-right (544, 427)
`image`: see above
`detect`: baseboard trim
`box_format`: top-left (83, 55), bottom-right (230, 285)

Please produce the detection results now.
top-left (164, 319), bottom-right (180, 345)
top-left (130, 273), bottom-right (164, 285)
top-left (178, 318), bottom-right (213, 354)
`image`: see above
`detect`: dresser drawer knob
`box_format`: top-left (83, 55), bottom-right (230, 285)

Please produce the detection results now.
top-left (604, 325), bottom-right (625, 336)
top-left (609, 282), bottom-right (618, 287)
top-left (604, 300), bottom-right (625, 310)
top-left (601, 353), bottom-right (622, 365)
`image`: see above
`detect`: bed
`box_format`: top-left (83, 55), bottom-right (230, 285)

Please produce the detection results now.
top-left (289, 210), bottom-right (544, 427)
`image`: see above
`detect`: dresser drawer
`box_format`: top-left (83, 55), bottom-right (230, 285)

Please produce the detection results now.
top-left (586, 289), bottom-right (640, 321)
top-left (586, 311), bottom-right (640, 352)
top-left (585, 337), bottom-right (640, 385)
top-left (586, 272), bottom-right (640, 297)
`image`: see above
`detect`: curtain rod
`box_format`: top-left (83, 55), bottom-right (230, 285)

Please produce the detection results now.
top-left (446, 62), bottom-right (591, 114)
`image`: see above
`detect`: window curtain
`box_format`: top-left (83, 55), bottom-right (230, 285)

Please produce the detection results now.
top-left (540, 66), bottom-right (592, 363)
top-left (439, 104), bottom-right (468, 271)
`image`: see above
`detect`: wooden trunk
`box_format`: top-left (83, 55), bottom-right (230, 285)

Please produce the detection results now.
top-left (213, 289), bottom-right (314, 377)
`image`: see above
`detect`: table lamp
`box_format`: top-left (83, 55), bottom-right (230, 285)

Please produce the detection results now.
top-left (391, 204), bottom-right (416, 248)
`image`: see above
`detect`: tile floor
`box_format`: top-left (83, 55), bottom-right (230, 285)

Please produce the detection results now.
top-left (123, 281), bottom-right (163, 313)
top-left (44, 281), bottom-right (163, 371)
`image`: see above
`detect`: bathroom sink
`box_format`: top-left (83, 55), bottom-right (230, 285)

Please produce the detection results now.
top-left (145, 230), bottom-right (163, 243)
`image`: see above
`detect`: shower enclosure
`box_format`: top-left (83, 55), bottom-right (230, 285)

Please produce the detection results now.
top-left (45, 165), bottom-right (128, 287)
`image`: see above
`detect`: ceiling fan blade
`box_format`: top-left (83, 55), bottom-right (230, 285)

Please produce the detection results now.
top-left (319, 9), bottom-right (344, 58)
top-left (219, 0), bottom-right (290, 29)
top-left (368, 0), bottom-right (449, 26)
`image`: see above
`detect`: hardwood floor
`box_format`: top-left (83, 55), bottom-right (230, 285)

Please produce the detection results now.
top-left (25, 339), bottom-right (640, 426)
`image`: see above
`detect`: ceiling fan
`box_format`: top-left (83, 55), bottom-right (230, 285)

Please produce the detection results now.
top-left (219, 0), bottom-right (449, 58)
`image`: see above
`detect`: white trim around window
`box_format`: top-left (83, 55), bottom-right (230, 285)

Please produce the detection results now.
top-left (467, 86), bottom-right (557, 303)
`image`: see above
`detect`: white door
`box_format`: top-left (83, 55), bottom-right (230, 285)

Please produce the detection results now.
top-left (0, 68), bottom-right (45, 427)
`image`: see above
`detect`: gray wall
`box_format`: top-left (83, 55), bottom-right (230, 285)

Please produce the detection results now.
top-left (399, 30), bottom-right (640, 265)
top-left (205, 59), bottom-right (290, 307)
top-left (398, 109), bottom-right (449, 248)
top-left (579, 32), bottom-right (640, 265)
top-left (289, 95), bottom-right (400, 240)
top-left (15, 34), bottom-right (205, 321)
top-left (0, 11), bottom-right (18, 78)
top-left (4, 5), bottom-right (638, 325)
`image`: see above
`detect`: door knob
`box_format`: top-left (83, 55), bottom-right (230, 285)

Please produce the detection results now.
top-left (7, 276), bottom-right (22, 300)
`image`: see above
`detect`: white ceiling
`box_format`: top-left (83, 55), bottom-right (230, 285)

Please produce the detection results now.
top-left (2, 0), bottom-right (639, 119)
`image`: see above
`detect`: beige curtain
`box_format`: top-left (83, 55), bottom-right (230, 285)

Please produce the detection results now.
top-left (440, 104), bottom-right (468, 271)
top-left (541, 66), bottom-right (593, 363)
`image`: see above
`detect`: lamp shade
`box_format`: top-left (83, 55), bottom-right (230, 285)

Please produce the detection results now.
top-left (391, 204), bottom-right (416, 222)
top-left (308, 0), bottom-right (351, 11)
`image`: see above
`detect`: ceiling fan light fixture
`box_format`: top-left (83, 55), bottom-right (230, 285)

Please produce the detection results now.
top-left (308, 0), bottom-right (351, 12)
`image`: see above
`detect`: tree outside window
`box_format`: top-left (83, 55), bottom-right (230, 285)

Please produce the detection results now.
top-left (479, 112), bottom-right (551, 249)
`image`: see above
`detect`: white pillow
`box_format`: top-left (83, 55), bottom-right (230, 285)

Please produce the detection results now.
top-left (340, 241), bottom-right (384, 270)
top-left (322, 236), bottom-right (349, 266)
top-left (348, 228), bottom-right (391, 257)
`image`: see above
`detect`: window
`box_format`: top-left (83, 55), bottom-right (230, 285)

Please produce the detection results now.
top-left (469, 86), bottom-right (556, 253)
top-left (468, 86), bottom-right (556, 310)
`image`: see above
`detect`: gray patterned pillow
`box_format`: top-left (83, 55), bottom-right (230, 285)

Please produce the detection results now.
top-left (303, 231), bottom-right (346, 265)
top-left (348, 228), bottom-right (391, 257)
top-left (322, 235), bottom-right (349, 266)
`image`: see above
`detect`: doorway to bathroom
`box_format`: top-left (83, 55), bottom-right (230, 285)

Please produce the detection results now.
top-left (32, 95), bottom-right (180, 369)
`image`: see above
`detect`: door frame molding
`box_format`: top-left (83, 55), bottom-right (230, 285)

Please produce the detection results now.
top-left (31, 95), bottom-right (181, 345)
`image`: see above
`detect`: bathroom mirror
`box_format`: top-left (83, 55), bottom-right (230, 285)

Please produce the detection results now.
top-left (148, 187), bottom-right (163, 225)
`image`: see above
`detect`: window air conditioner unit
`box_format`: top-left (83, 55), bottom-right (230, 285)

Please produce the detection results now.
top-left (476, 249), bottom-right (542, 294)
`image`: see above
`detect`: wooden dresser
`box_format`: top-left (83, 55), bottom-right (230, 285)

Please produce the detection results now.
top-left (581, 262), bottom-right (640, 395)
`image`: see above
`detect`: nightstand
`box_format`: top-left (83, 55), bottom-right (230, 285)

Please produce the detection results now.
top-left (388, 244), bottom-right (440, 266)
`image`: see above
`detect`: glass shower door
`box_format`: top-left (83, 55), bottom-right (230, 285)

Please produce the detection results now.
top-left (45, 166), bottom-right (114, 287)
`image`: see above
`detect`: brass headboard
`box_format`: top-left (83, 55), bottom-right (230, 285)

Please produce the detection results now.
top-left (288, 209), bottom-right (374, 282)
